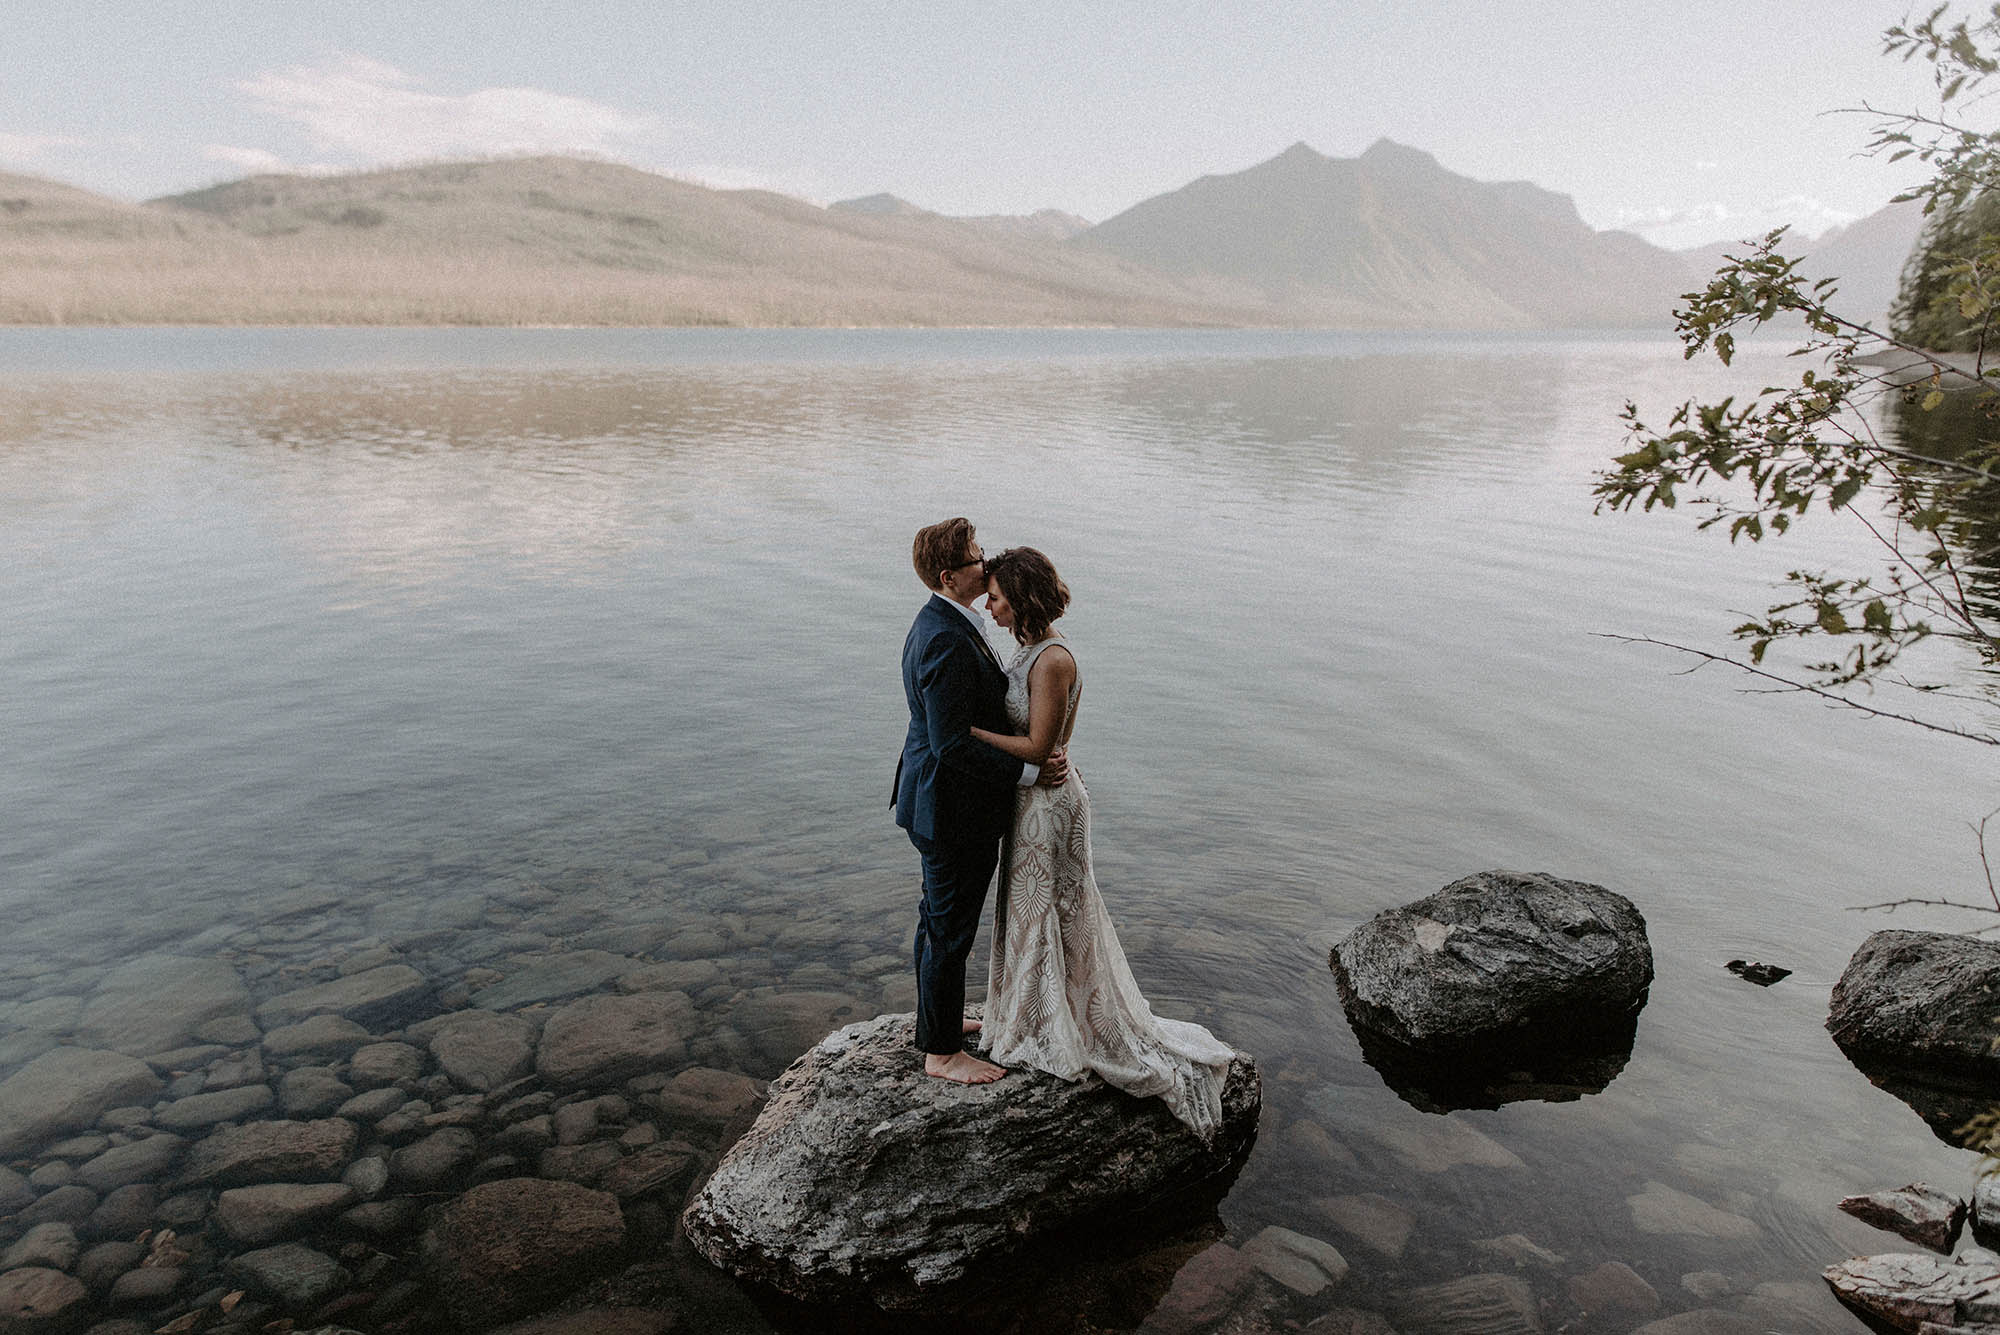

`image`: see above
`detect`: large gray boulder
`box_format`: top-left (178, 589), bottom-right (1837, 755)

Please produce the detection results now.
top-left (1829, 931), bottom-right (2000, 1091)
top-left (681, 1012), bottom-right (1259, 1312)
top-left (1329, 870), bottom-right (1652, 1057)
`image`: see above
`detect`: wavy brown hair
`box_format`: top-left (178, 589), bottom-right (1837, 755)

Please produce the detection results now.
top-left (985, 547), bottom-right (1071, 644)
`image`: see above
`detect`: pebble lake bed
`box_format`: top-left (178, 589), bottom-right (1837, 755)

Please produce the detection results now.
top-left (3, 327), bottom-right (1999, 1332)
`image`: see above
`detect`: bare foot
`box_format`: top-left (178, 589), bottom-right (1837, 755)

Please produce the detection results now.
top-left (925, 1051), bottom-right (1006, 1084)
top-left (962, 1018), bottom-right (983, 1034)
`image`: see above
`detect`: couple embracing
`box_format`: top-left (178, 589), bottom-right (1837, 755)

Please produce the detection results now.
top-left (892, 517), bottom-right (1233, 1139)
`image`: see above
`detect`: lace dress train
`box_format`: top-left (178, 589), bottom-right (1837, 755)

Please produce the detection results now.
top-left (982, 637), bottom-right (1234, 1139)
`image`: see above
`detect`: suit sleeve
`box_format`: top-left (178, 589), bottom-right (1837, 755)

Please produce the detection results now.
top-left (915, 634), bottom-right (1025, 785)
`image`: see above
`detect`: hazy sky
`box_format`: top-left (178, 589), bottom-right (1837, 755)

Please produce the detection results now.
top-left (1, 1), bottom-right (1958, 249)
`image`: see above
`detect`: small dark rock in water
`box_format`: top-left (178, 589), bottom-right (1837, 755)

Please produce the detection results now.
top-left (1840, 1183), bottom-right (1968, 1253)
top-left (681, 1011), bottom-right (1259, 1313)
top-left (1724, 959), bottom-right (1791, 986)
top-left (1328, 871), bottom-right (1651, 1107)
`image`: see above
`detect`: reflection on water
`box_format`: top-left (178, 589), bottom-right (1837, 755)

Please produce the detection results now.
top-left (1889, 383), bottom-right (2000, 638)
top-left (1344, 1013), bottom-right (1641, 1117)
top-left (3, 328), bottom-right (1998, 1331)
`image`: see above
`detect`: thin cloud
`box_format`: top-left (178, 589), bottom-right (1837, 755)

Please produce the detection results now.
top-left (202, 144), bottom-right (316, 176)
top-left (1601, 202), bottom-right (1730, 233)
top-left (238, 55), bottom-right (660, 166)
top-left (1597, 195), bottom-right (1862, 247)
top-left (1762, 193), bottom-right (1858, 236)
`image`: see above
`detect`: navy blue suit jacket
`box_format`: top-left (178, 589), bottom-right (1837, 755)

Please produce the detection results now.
top-left (893, 595), bottom-right (1020, 845)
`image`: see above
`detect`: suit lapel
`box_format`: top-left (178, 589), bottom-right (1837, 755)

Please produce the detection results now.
top-left (932, 595), bottom-right (1002, 674)
top-left (970, 623), bottom-right (1003, 673)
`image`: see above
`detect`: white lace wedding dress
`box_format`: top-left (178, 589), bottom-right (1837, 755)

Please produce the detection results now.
top-left (983, 636), bottom-right (1235, 1139)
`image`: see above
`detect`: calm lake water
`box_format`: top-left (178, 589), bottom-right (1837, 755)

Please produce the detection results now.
top-left (2, 327), bottom-right (1996, 1332)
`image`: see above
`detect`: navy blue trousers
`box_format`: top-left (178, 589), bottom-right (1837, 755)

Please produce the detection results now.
top-left (908, 829), bottom-right (1001, 1055)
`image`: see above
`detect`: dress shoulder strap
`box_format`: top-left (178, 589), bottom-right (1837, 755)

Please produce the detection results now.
top-left (1020, 636), bottom-right (1074, 675)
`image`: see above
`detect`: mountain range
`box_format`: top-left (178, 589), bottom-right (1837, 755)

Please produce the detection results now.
top-left (0, 141), bottom-right (1923, 328)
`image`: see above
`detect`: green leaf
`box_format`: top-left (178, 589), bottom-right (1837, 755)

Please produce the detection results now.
top-left (1923, 388), bottom-right (1946, 411)
top-left (1817, 603), bottom-right (1850, 634)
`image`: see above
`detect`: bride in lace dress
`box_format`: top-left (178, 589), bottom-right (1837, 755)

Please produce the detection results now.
top-left (969, 547), bottom-right (1234, 1139)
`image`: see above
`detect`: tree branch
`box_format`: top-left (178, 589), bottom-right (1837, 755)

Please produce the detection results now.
top-left (1593, 634), bottom-right (2000, 745)
top-left (1848, 896), bottom-right (2000, 924)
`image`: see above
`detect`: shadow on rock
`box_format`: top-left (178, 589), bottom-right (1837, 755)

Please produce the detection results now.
top-left (741, 1192), bottom-right (1232, 1334)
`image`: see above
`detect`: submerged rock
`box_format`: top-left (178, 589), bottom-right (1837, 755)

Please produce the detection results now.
top-left (1328, 871), bottom-right (1651, 1094)
top-left (177, 1117), bottom-right (358, 1188)
top-left (75, 1134), bottom-right (185, 1194)
top-left (419, 1177), bottom-right (626, 1328)
top-left (73, 954), bottom-right (250, 1057)
top-left (1841, 1183), bottom-right (1968, 1253)
top-left (225, 1241), bottom-right (351, 1311)
top-left (1, 1222), bottom-right (81, 1273)
top-left (534, 993), bottom-right (693, 1089)
top-left (0, 1267), bottom-right (89, 1330)
top-left (253, 965), bottom-right (430, 1030)
top-left (215, 1182), bottom-right (358, 1245)
top-left (0, 1048), bottom-right (163, 1156)
top-left (681, 1011), bottom-right (1259, 1312)
top-left (261, 1015), bottom-right (372, 1062)
top-left (1824, 1251), bottom-right (2000, 1331)
top-left (423, 1010), bottom-right (537, 1092)
top-left (1240, 1224), bottom-right (1348, 1296)
top-left (1385, 1272), bottom-right (1543, 1334)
